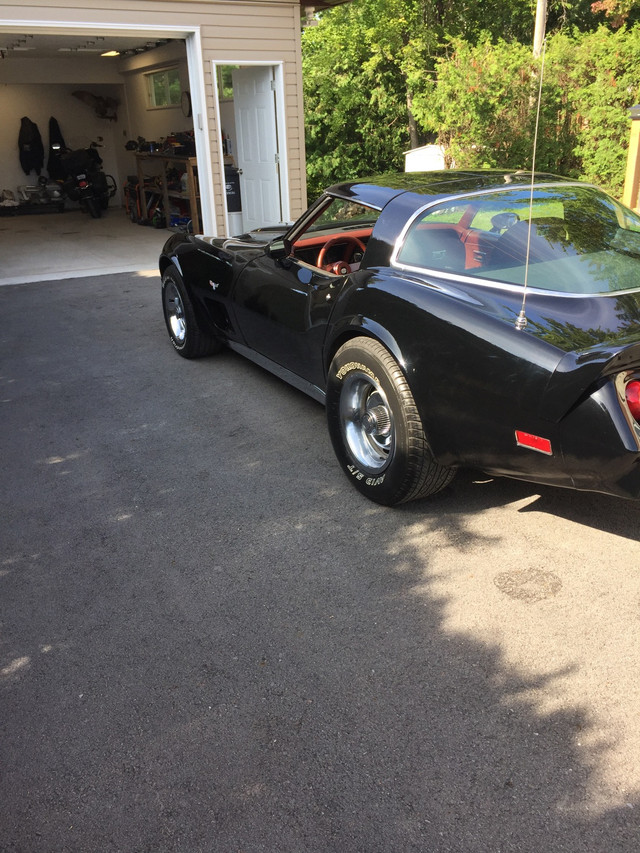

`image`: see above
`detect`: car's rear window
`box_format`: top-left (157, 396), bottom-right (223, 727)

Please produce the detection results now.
top-left (395, 185), bottom-right (640, 294)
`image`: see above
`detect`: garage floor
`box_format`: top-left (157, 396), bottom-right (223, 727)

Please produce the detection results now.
top-left (0, 207), bottom-right (170, 285)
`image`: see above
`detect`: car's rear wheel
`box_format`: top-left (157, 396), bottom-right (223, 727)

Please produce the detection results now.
top-left (326, 337), bottom-right (455, 505)
top-left (161, 266), bottom-right (221, 358)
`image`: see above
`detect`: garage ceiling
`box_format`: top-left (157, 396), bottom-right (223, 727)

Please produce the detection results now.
top-left (0, 33), bottom-right (177, 60)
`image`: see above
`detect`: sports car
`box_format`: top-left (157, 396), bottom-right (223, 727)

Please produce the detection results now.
top-left (159, 170), bottom-right (640, 506)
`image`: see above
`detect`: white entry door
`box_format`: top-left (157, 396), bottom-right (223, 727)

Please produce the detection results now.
top-left (232, 66), bottom-right (282, 231)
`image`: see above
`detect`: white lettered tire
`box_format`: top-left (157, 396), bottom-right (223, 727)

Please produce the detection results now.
top-left (326, 337), bottom-right (454, 505)
top-left (161, 266), bottom-right (221, 359)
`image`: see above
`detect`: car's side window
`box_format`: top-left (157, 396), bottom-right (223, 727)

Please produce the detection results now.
top-left (292, 197), bottom-right (380, 275)
top-left (396, 202), bottom-right (471, 273)
top-left (398, 194), bottom-right (577, 277)
top-left (396, 186), bottom-right (640, 294)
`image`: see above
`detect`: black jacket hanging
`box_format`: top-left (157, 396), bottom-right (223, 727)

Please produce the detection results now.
top-left (47, 117), bottom-right (67, 181)
top-left (18, 117), bottom-right (45, 176)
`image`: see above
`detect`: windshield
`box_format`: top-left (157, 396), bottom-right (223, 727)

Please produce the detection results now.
top-left (395, 185), bottom-right (640, 295)
top-left (306, 198), bottom-right (380, 234)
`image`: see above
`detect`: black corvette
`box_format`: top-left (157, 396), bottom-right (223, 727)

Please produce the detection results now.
top-left (159, 170), bottom-right (640, 505)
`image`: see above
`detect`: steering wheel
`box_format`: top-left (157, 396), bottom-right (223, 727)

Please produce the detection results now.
top-left (317, 235), bottom-right (367, 274)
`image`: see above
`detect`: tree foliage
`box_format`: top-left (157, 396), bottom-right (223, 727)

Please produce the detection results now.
top-left (302, 1), bottom-right (409, 199)
top-left (302, 0), bottom-right (640, 200)
top-left (417, 26), bottom-right (640, 195)
top-left (302, 0), bottom-right (543, 197)
top-left (569, 25), bottom-right (640, 191)
top-left (590, 0), bottom-right (640, 27)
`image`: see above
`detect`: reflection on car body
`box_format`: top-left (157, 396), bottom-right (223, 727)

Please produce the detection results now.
top-left (159, 170), bottom-right (640, 505)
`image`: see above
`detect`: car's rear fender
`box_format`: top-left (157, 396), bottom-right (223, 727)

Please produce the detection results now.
top-left (324, 315), bottom-right (406, 380)
top-left (541, 341), bottom-right (640, 423)
top-left (325, 269), bottom-right (565, 466)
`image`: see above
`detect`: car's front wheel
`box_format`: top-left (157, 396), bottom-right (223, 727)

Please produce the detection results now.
top-left (326, 337), bottom-right (455, 505)
top-left (161, 266), bottom-right (221, 358)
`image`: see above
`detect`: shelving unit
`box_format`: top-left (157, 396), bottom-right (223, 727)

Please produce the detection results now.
top-left (135, 153), bottom-right (200, 232)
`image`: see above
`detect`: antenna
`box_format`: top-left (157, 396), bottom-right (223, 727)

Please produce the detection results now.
top-left (515, 38), bottom-right (547, 331)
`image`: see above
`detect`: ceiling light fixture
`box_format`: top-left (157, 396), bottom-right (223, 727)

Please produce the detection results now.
top-left (101, 50), bottom-right (120, 57)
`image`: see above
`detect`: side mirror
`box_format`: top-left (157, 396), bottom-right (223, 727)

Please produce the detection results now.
top-left (268, 238), bottom-right (289, 257)
top-left (268, 237), bottom-right (293, 267)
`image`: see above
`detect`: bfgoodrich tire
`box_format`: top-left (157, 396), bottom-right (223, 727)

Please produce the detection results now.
top-left (326, 337), bottom-right (455, 505)
top-left (161, 266), bottom-right (221, 359)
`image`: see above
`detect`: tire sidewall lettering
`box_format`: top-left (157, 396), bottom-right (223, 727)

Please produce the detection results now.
top-left (335, 361), bottom-right (379, 385)
top-left (333, 347), bottom-right (401, 497)
top-left (335, 360), bottom-right (394, 484)
top-left (347, 463), bottom-right (386, 487)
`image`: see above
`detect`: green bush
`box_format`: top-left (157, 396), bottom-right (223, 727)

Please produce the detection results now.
top-left (405, 27), bottom-right (640, 197)
top-left (302, 5), bottom-right (640, 200)
top-left (569, 25), bottom-right (640, 195)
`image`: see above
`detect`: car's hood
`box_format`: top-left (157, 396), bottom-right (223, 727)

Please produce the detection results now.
top-left (191, 225), bottom-right (291, 270)
top-left (223, 223), bottom-right (292, 246)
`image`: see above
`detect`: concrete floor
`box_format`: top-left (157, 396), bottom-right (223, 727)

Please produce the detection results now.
top-left (0, 206), bottom-right (170, 286)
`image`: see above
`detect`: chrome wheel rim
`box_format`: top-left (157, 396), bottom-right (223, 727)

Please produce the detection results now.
top-left (164, 280), bottom-right (186, 344)
top-left (339, 371), bottom-right (394, 471)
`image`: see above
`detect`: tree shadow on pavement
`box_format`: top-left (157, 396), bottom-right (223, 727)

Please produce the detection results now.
top-left (416, 467), bottom-right (640, 543)
top-left (1, 275), bottom-right (639, 852)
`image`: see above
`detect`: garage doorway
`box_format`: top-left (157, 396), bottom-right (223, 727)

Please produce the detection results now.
top-left (0, 22), bottom-right (216, 283)
top-left (214, 62), bottom-right (290, 235)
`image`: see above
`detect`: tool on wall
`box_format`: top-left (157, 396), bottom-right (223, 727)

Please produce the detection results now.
top-left (72, 90), bottom-right (119, 121)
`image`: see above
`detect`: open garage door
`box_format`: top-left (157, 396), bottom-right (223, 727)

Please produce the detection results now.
top-left (0, 24), bottom-right (214, 282)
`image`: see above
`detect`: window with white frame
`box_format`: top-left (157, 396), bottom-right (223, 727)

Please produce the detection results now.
top-left (146, 67), bottom-right (181, 108)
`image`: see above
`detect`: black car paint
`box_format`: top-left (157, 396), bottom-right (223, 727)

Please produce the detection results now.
top-left (159, 171), bottom-right (640, 499)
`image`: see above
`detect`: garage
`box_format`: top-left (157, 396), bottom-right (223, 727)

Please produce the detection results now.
top-left (0, 0), bottom-right (311, 284)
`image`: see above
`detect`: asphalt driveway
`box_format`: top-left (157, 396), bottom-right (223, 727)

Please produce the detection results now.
top-left (1, 272), bottom-right (640, 852)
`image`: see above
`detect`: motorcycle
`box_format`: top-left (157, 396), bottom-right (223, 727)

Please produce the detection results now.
top-left (16, 176), bottom-right (65, 212)
top-left (58, 143), bottom-right (117, 219)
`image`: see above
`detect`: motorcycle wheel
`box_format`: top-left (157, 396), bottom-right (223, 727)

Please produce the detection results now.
top-left (86, 198), bottom-right (102, 219)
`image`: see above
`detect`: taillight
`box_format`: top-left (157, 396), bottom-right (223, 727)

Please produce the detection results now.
top-left (625, 380), bottom-right (640, 422)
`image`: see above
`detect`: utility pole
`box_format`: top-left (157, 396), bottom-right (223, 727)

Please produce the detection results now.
top-left (533, 0), bottom-right (547, 57)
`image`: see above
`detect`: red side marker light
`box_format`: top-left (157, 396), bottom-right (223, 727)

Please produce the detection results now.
top-left (625, 380), bottom-right (640, 422)
top-left (515, 430), bottom-right (552, 455)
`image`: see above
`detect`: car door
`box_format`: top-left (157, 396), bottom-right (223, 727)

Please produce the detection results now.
top-left (231, 252), bottom-right (341, 389)
top-left (230, 196), bottom-right (380, 389)
top-left (232, 194), bottom-right (380, 388)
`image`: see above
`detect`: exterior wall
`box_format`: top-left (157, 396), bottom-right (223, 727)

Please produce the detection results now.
top-left (0, 0), bottom-right (307, 234)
